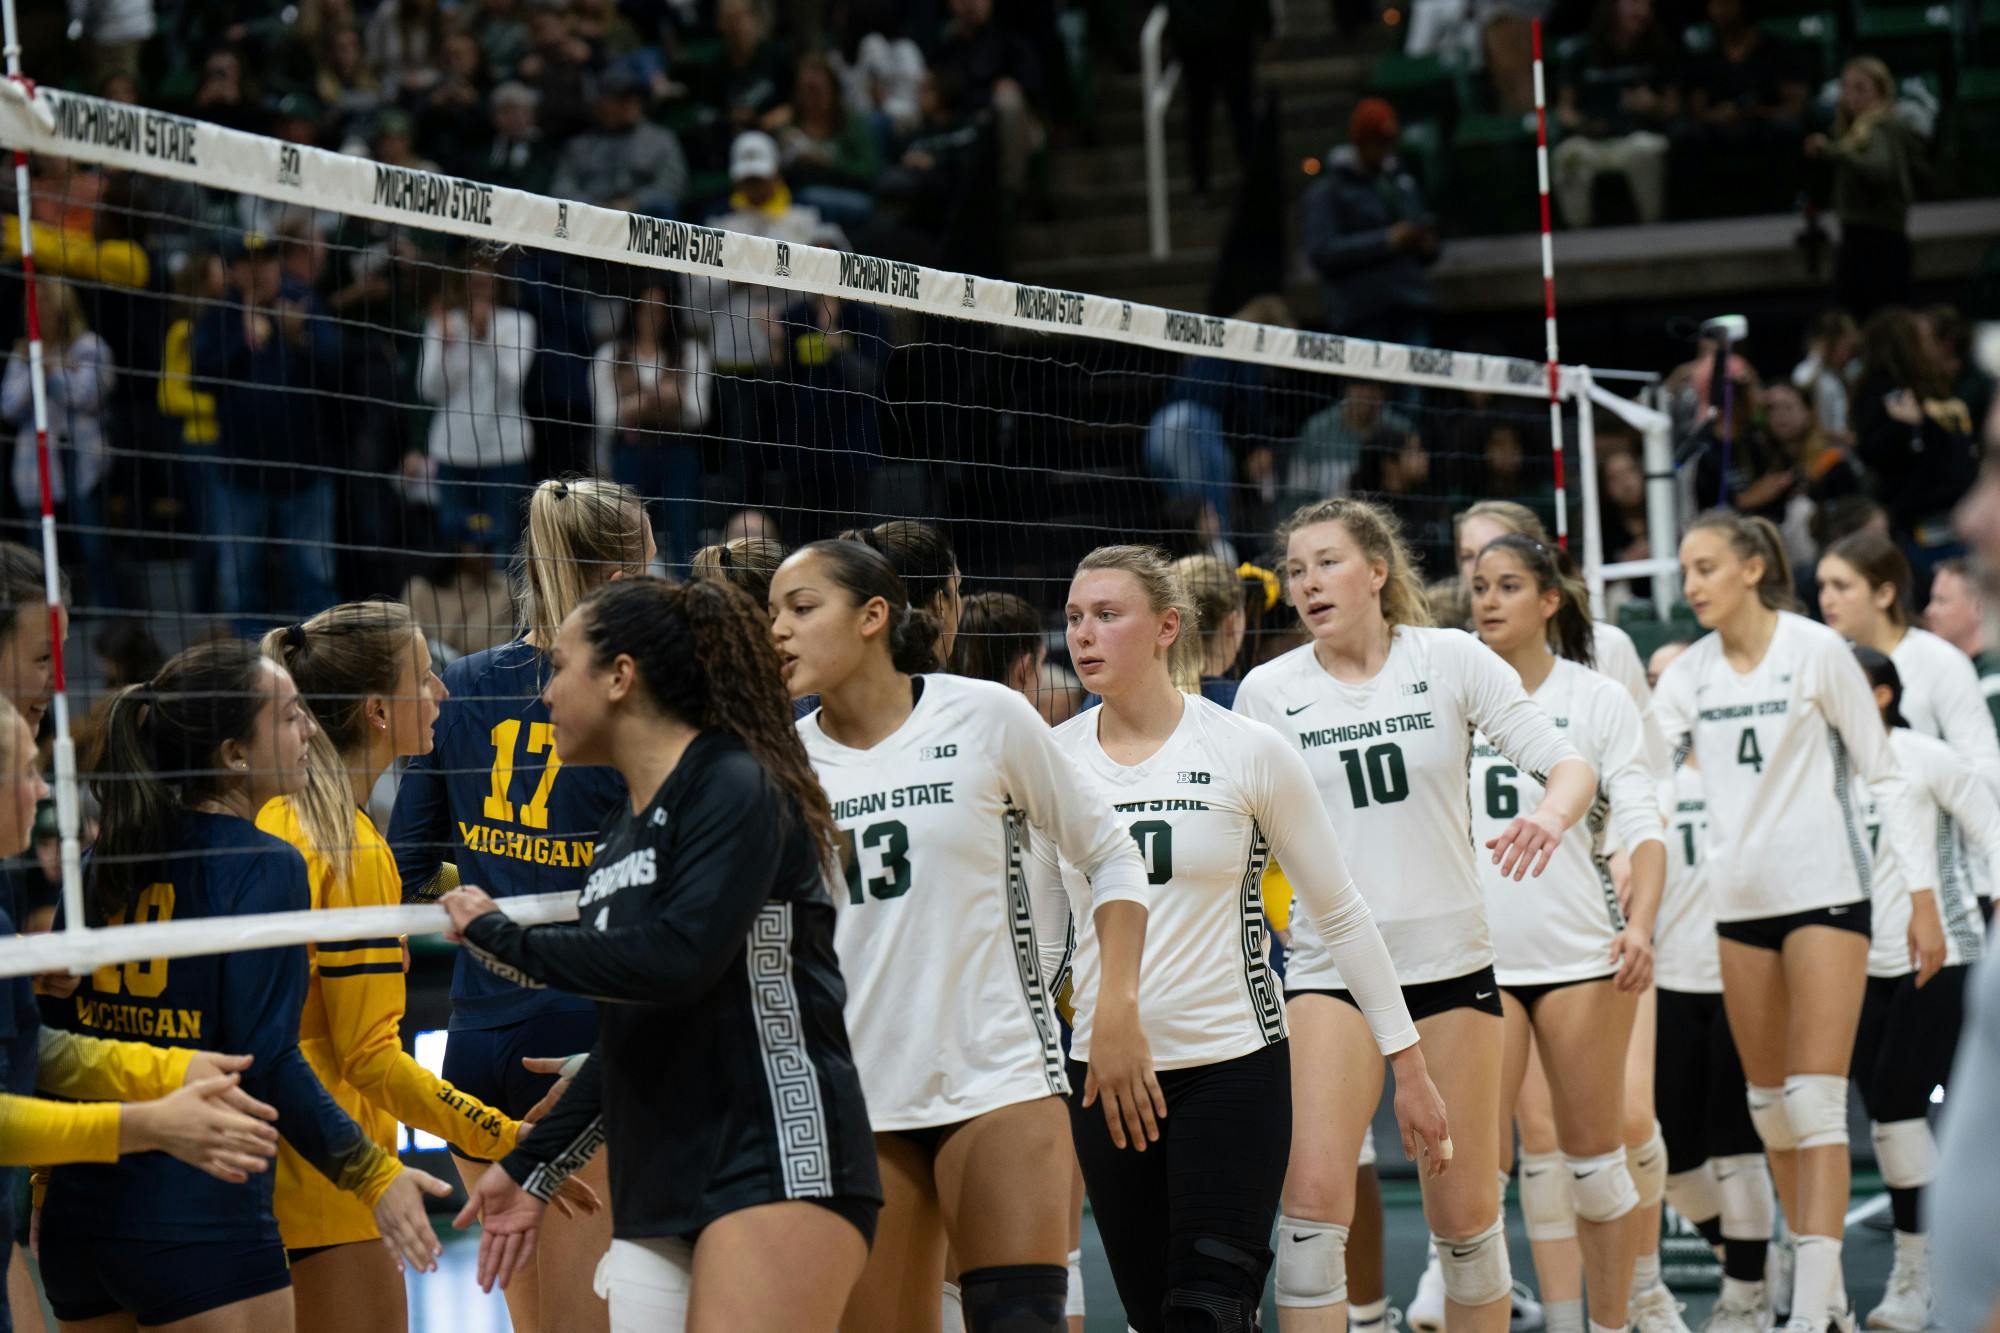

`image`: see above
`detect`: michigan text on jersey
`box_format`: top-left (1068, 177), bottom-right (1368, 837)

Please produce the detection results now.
top-left (456, 821), bottom-right (597, 869)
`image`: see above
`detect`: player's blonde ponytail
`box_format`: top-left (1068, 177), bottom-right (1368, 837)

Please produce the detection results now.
top-left (1687, 509), bottom-right (1799, 612)
top-left (518, 476), bottom-right (651, 645)
top-left (1278, 497), bottom-right (1434, 632)
top-left (1077, 545), bottom-right (1204, 693)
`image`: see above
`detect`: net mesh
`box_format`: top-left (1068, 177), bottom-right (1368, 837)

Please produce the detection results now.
top-left (0, 87), bottom-right (1596, 975)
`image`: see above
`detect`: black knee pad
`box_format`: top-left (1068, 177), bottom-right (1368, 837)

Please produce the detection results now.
top-left (1162, 1235), bottom-right (1270, 1333)
top-left (959, 1263), bottom-right (1067, 1333)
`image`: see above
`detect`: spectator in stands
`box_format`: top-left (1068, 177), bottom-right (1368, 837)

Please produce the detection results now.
top-left (1692, 358), bottom-right (1798, 522)
top-left (1300, 98), bottom-right (1439, 346)
top-left (877, 69), bottom-right (987, 245)
top-left (316, 24), bottom-right (385, 140)
top-left (1807, 57), bottom-right (1923, 318)
top-left (192, 230), bottom-right (342, 632)
top-left (417, 30), bottom-right (493, 151)
top-left (1853, 305), bottom-right (1980, 579)
top-left (416, 252), bottom-right (539, 561)
top-left (1923, 305), bottom-right (1996, 437)
top-left (1352, 425), bottom-right (1453, 573)
top-left (3, 156), bottom-right (149, 294)
top-left (1764, 377), bottom-right (1864, 570)
top-left (1167, 0), bottom-right (1267, 206)
top-left (1474, 419), bottom-right (1550, 505)
top-left (1792, 309), bottom-right (1860, 443)
top-left (1, 279), bottom-right (116, 601)
top-left (1923, 559), bottom-right (2000, 729)
top-left (470, 0), bottom-right (532, 83)
top-left (775, 53), bottom-right (885, 228)
top-left (832, 1), bottom-right (928, 140)
top-left (1144, 295), bottom-right (1294, 532)
top-left (706, 0), bottom-right (794, 135)
top-left (190, 49), bottom-right (261, 133)
top-left (550, 63), bottom-right (690, 217)
top-left (1551, 0), bottom-right (1680, 228)
top-left (930, 0), bottom-right (1047, 195)
top-left (1677, 0), bottom-right (1809, 162)
top-left (367, 108), bottom-right (438, 173)
top-left (157, 250), bottom-right (226, 617)
top-left (1483, 0), bottom-right (1554, 114)
top-left (710, 130), bottom-right (851, 248)
top-left (1600, 443), bottom-right (1650, 566)
top-left (401, 522), bottom-right (517, 662)
top-left (68, 0), bottom-right (154, 88)
top-left (1286, 377), bottom-right (1415, 505)
top-left (516, 0), bottom-right (599, 141)
top-left (472, 81), bottom-right (556, 193)
top-left (365, 0), bottom-right (446, 98)
top-left (591, 278), bottom-right (714, 568)
top-left (572, 0), bottom-right (645, 64)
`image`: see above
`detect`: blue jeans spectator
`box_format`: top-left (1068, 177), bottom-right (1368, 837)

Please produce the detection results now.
top-left (611, 440), bottom-right (702, 573)
top-left (1144, 400), bottom-right (1233, 527)
top-left (796, 185), bottom-right (876, 230)
top-left (435, 462), bottom-right (534, 561)
top-left (209, 472), bottom-right (337, 636)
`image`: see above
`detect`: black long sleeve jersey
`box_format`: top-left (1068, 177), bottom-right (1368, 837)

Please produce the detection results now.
top-left (464, 731), bottom-right (880, 1237)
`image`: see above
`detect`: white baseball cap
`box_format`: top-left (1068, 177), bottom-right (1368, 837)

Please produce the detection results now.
top-left (729, 131), bottom-right (780, 182)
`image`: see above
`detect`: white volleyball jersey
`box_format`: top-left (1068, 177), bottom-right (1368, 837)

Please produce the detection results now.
top-left (1473, 657), bottom-right (1664, 986)
top-left (801, 673), bottom-right (1149, 1130)
top-left (1030, 695), bottom-right (1418, 1070)
top-left (1648, 612), bottom-right (1926, 923)
top-left (1863, 728), bottom-right (1995, 978)
top-left (1652, 766), bottom-right (1721, 994)
top-left (1892, 626), bottom-right (2000, 903)
top-left (1235, 627), bottom-right (1582, 988)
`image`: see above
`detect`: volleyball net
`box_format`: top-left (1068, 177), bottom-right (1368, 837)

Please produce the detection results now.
top-left (0, 83), bottom-right (1670, 978)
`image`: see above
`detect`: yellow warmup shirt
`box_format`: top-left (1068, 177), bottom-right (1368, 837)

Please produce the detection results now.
top-left (0, 1030), bottom-right (196, 1166)
top-left (1263, 860), bottom-right (1294, 933)
top-left (258, 800), bottom-right (519, 1248)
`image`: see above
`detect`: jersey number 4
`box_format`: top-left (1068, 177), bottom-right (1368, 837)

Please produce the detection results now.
top-left (484, 720), bottom-right (562, 829)
top-left (840, 821), bottom-right (912, 905)
top-left (91, 883), bottom-right (175, 998)
top-left (1736, 727), bottom-right (1765, 773)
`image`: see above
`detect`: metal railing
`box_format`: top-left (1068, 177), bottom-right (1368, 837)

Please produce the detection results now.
top-left (1140, 3), bottom-right (1181, 260)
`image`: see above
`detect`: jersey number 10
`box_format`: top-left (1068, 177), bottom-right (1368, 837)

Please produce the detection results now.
top-left (1338, 743), bottom-right (1411, 809)
top-left (90, 883), bottom-right (175, 998)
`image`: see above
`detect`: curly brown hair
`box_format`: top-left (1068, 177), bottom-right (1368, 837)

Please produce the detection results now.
top-left (577, 576), bottom-right (837, 862)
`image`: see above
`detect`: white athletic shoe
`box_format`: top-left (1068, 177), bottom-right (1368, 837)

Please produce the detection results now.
top-left (1864, 1260), bottom-right (1931, 1332)
top-left (1510, 1281), bottom-right (1548, 1333)
top-left (1407, 1248), bottom-right (1447, 1333)
top-left (1780, 1305), bottom-right (1857, 1333)
top-left (1702, 1294), bottom-right (1774, 1333)
top-left (1630, 1281), bottom-right (1694, 1333)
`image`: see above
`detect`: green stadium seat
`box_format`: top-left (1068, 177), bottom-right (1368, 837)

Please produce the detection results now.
top-left (1366, 52), bottom-right (1465, 130)
top-left (1447, 111), bottom-right (1541, 236)
top-left (1762, 12), bottom-right (1840, 87)
top-left (1615, 600), bottom-right (1702, 661)
top-left (1942, 67), bottom-right (2000, 198)
top-left (1852, 6), bottom-right (1960, 94)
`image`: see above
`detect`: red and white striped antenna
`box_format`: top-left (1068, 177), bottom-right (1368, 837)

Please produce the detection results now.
top-left (1531, 17), bottom-right (1568, 547)
top-left (2, 0), bottom-right (85, 943)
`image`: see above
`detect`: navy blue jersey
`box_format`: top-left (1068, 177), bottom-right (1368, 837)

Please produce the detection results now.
top-left (39, 812), bottom-right (395, 1243)
top-left (388, 638), bottom-right (625, 1030)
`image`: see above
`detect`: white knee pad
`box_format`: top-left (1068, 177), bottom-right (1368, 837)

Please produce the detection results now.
top-left (1713, 1153), bottom-right (1776, 1241)
top-left (1782, 1074), bottom-right (1850, 1150)
top-left (941, 1281), bottom-right (966, 1333)
top-left (1664, 1162), bottom-right (1721, 1226)
top-left (1567, 1148), bottom-right (1641, 1224)
top-left (1747, 1083), bottom-right (1797, 1152)
top-left (1519, 1150), bottom-right (1579, 1241)
top-left (604, 1236), bottom-right (693, 1333)
top-left (1358, 1123), bottom-right (1378, 1169)
top-left (1871, 1118), bottom-right (1937, 1190)
top-left (1274, 1217), bottom-right (1349, 1308)
top-left (1064, 1248), bottom-right (1085, 1319)
top-left (1627, 1125), bottom-right (1667, 1209)
top-left (1435, 1216), bottom-right (1513, 1308)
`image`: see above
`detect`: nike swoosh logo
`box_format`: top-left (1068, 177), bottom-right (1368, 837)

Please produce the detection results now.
top-left (1290, 1232), bottom-right (1321, 1242)
top-left (1285, 702), bottom-right (1314, 716)
top-left (1573, 1167), bottom-right (1600, 1178)
top-left (1475, 991), bottom-right (1495, 1000)
top-left (1829, 907), bottom-right (1850, 915)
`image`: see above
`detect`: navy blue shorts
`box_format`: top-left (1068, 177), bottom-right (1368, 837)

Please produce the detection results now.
top-left (39, 1232), bottom-right (290, 1325)
top-left (443, 1007), bottom-right (599, 1150)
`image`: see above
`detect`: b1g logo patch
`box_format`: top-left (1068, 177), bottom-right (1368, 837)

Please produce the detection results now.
top-left (554, 202), bottom-right (569, 239)
top-left (1177, 771), bottom-right (1211, 785)
top-left (921, 744), bottom-right (958, 761)
top-left (774, 241), bottom-right (792, 277)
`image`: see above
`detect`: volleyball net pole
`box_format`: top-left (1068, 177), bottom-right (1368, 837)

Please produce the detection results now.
top-left (1531, 17), bottom-right (1568, 549)
top-left (0, 0), bottom-right (87, 953)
